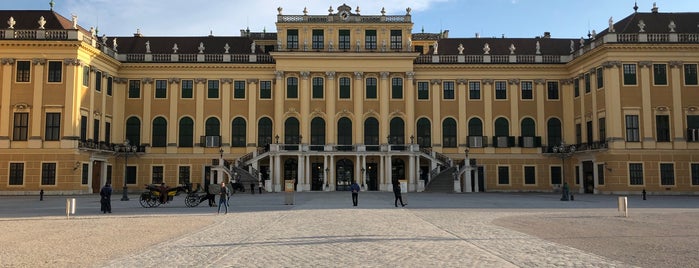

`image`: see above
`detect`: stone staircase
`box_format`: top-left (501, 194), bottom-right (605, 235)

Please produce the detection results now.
top-left (424, 166), bottom-right (457, 192)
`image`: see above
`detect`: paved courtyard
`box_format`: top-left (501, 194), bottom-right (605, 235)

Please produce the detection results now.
top-left (1, 191), bottom-right (697, 267)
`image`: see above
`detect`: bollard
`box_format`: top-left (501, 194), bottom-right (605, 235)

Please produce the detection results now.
top-left (66, 198), bottom-right (76, 219)
top-left (642, 189), bottom-right (646, 200)
top-left (570, 194), bottom-right (574, 201)
top-left (39, 189), bottom-right (44, 201)
top-left (617, 196), bottom-right (628, 217)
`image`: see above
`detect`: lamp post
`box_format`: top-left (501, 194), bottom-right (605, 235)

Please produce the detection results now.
top-left (219, 147), bottom-right (224, 166)
top-left (118, 139), bottom-right (137, 201)
top-left (552, 141), bottom-right (576, 200)
top-left (361, 167), bottom-right (366, 189)
top-left (324, 167), bottom-right (329, 188)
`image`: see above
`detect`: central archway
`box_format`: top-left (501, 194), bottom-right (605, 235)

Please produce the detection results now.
top-left (336, 159), bottom-right (354, 191)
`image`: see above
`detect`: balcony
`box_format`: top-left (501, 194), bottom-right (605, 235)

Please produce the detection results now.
top-left (518, 136), bottom-right (542, 148)
top-left (200, 136), bottom-right (221, 147)
top-left (467, 136), bottom-right (486, 148)
top-left (492, 136), bottom-right (516, 148)
top-left (78, 140), bottom-right (146, 153)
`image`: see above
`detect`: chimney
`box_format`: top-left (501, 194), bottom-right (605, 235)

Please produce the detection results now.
top-left (651, 3), bottom-right (659, 13)
top-left (133, 28), bottom-right (142, 37)
top-left (475, 33), bottom-right (480, 38)
top-left (543, 32), bottom-right (551, 38)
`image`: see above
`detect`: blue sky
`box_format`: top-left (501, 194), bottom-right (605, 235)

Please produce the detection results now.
top-left (2, 0), bottom-right (697, 38)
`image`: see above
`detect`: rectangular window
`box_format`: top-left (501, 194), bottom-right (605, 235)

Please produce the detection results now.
top-left (629, 163), bottom-right (644, 185)
top-left (126, 166), bottom-right (137, 184)
top-left (339, 29), bottom-right (350, 50)
top-left (47, 61), bottom-right (62, 82)
top-left (547, 81), bottom-right (559, 100)
top-left (107, 76), bottom-right (113, 96)
top-left (575, 166), bottom-right (580, 184)
top-left (152, 166), bottom-right (164, 184)
top-left (586, 121), bottom-right (593, 143)
top-left (497, 166), bottom-right (510, 185)
top-left (95, 71), bottom-right (102, 92)
top-left (312, 29), bottom-right (324, 49)
top-left (181, 79), bottom-right (193, 99)
top-left (366, 78), bottom-right (377, 99)
top-left (365, 30), bottom-right (377, 50)
top-left (286, 77), bottom-right (298, 98)
top-left (16, 61), bottom-right (30, 82)
top-left (418, 81), bottom-right (429, 100)
top-left (287, 29), bottom-right (299, 49)
top-left (234, 80), bottom-right (246, 99)
top-left (623, 64), bottom-right (637, 85)
top-left (692, 163), bottom-right (699, 185)
top-left (469, 81), bottom-right (481, 100)
top-left (550, 166), bottom-right (562, 185)
top-left (81, 163), bottom-right (89, 184)
top-left (584, 73), bottom-right (591, 93)
top-left (105, 122), bottom-right (111, 144)
top-left (80, 115), bottom-right (87, 142)
top-left (155, 79), bottom-right (167, 98)
top-left (339, 77), bottom-right (351, 99)
top-left (106, 165), bottom-right (112, 185)
top-left (575, 123), bottom-right (582, 144)
top-left (574, 78), bottom-right (580, 97)
top-left (660, 163), bottom-right (675, 186)
top-left (495, 81), bottom-right (507, 99)
top-left (596, 68), bottom-right (604, 89)
top-left (13, 113), bottom-right (29, 141)
top-left (443, 81), bottom-right (454, 100)
top-left (128, 80), bottom-right (141, 98)
top-left (260, 81), bottom-right (272, 99)
top-left (391, 78), bottom-right (403, 99)
top-left (45, 113), bottom-right (60, 141)
top-left (524, 166), bottom-right (536, 185)
top-left (598, 117), bottom-right (606, 142)
top-left (656, 115), bottom-right (670, 142)
top-left (82, 66), bottom-right (90, 87)
top-left (93, 119), bottom-right (100, 142)
top-left (521, 81), bottom-right (533, 100)
top-left (625, 115), bottom-right (640, 142)
top-left (685, 64), bottom-right (698, 85)
top-left (653, 64), bottom-right (667, 85)
top-left (597, 164), bottom-right (605, 185)
top-left (9, 163), bottom-right (24, 185)
top-left (390, 30), bottom-right (402, 50)
top-left (312, 77), bottom-right (324, 99)
top-left (41, 163), bottom-right (56, 185)
top-left (207, 80), bottom-right (219, 99)
top-left (179, 166), bottom-right (191, 185)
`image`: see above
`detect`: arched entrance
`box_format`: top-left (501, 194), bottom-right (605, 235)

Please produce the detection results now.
top-left (284, 158), bottom-right (298, 191)
top-left (336, 159), bottom-right (353, 191)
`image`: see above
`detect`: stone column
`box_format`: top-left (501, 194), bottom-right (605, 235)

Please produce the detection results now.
top-left (639, 61), bottom-right (654, 148)
top-left (326, 71), bottom-right (336, 144)
top-left (29, 59), bottom-right (46, 148)
top-left (353, 72), bottom-right (364, 143)
top-left (167, 78), bottom-right (180, 153)
top-left (431, 79), bottom-right (442, 147)
top-left (669, 61), bottom-right (686, 146)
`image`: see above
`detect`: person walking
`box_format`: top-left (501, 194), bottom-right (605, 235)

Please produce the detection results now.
top-left (350, 180), bottom-right (360, 206)
top-left (99, 183), bottom-right (112, 213)
top-left (392, 180), bottom-right (405, 207)
top-left (217, 181), bottom-right (229, 214)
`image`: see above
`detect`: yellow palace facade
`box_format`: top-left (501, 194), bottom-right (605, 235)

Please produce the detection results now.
top-left (1, 4), bottom-right (698, 196)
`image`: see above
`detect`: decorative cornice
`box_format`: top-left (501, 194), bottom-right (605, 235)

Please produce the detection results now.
top-left (602, 61), bottom-right (621, 68)
top-left (194, 78), bottom-right (207, 84)
top-left (32, 58), bottom-right (46, 65)
top-left (168, 78), bottom-right (180, 84)
top-left (326, 71), bottom-right (336, 79)
top-left (405, 71), bottom-right (415, 79)
top-left (300, 71), bottom-right (310, 79)
top-left (638, 61), bottom-right (652, 68)
top-left (113, 77), bottom-right (127, 84)
top-left (247, 79), bottom-right (259, 84)
top-left (14, 103), bottom-right (30, 110)
top-left (90, 66), bottom-right (98, 72)
top-left (482, 79), bottom-right (493, 85)
top-left (63, 58), bottom-right (80, 66)
top-left (588, 68), bottom-right (597, 74)
top-left (669, 61), bottom-right (683, 68)
top-left (221, 78), bottom-right (233, 84)
top-left (275, 71), bottom-right (284, 79)
top-left (430, 79), bottom-right (441, 85)
top-left (379, 72), bottom-right (389, 79)
top-left (534, 79), bottom-right (545, 85)
top-left (1, 58), bottom-right (15, 65)
top-left (141, 78), bottom-right (153, 84)
top-left (508, 79), bottom-right (520, 85)
top-left (456, 79), bottom-right (467, 85)
top-left (561, 79), bottom-right (573, 85)
top-left (354, 71), bottom-right (363, 80)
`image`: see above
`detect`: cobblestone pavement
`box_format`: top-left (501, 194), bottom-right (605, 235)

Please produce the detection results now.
top-left (4, 192), bottom-right (696, 267)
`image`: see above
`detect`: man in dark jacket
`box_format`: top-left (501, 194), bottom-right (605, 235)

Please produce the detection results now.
top-left (350, 180), bottom-right (360, 206)
top-left (100, 183), bottom-right (112, 213)
top-left (392, 180), bottom-right (405, 207)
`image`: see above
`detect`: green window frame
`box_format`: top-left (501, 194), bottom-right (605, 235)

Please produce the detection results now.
top-left (286, 77), bottom-right (298, 99)
top-left (312, 77), bottom-right (324, 99)
top-left (260, 81), bottom-right (272, 99)
top-left (623, 64), bottom-right (637, 85)
top-left (128, 80), bottom-right (141, 98)
top-left (207, 80), bottom-right (219, 99)
top-left (155, 79), bottom-right (167, 98)
top-left (234, 80), bottom-right (246, 99)
top-left (41, 163), bottom-right (56, 185)
top-left (16, 61), bottom-right (30, 82)
top-left (685, 64), bottom-right (698, 85)
top-left (418, 81), bottom-right (429, 100)
top-left (391, 77), bottom-right (403, 99)
top-left (365, 78), bottom-right (377, 99)
top-left (653, 64), bottom-right (667, 85)
top-left (181, 80), bottom-right (193, 99)
top-left (339, 77), bottom-right (351, 99)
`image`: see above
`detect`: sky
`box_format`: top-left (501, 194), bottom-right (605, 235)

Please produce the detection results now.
top-left (2, 0), bottom-right (697, 39)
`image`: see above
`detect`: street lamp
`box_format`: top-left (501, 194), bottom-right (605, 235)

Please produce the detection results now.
top-left (219, 147), bottom-right (224, 165)
top-left (324, 167), bottom-right (329, 188)
top-left (552, 141), bottom-right (576, 200)
top-left (117, 139), bottom-right (137, 201)
top-left (361, 167), bottom-right (366, 188)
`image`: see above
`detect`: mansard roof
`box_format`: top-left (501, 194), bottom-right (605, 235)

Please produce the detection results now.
top-left (108, 36), bottom-right (257, 54)
top-left (0, 10), bottom-right (89, 33)
top-left (437, 37), bottom-right (576, 55)
top-left (600, 12), bottom-right (699, 35)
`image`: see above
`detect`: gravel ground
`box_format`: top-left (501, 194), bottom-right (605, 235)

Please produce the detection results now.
top-left (0, 215), bottom-right (214, 267)
top-left (493, 209), bottom-right (699, 268)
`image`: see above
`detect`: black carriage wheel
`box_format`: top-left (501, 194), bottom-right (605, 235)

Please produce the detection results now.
top-left (185, 195), bottom-right (198, 207)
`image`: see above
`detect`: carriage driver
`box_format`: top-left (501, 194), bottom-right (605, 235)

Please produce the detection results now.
top-left (159, 182), bottom-right (169, 204)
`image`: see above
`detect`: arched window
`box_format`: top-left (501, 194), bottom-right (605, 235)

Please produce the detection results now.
top-left (468, 118), bottom-right (483, 147)
top-left (521, 118), bottom-right (536, 137)
top-left (389, 117), bottom-right (405, 144)
top-left (258, 117), bottom-right (272, 148)
top-left (337, 117), bottom-right (352, 151)
top-left (178, 117), bottom-right (193, 147)
top-left (125, 116), bottom-right (141, 146)
top-left (364, 117), bottom-right (379, 151)
top-left (416, 118), bottom-right (431, 148)
top-left (284, 117), bottom-right (300, 146)
top-left (231, 117), bottom-right (246, 147)
top-left (494, 118), bottom-right (510, 137)
top-left (310, 117), bottom-right (325, 151)
top-left (442, 118), bottom-right (457, 148)
top-left (151, 117), bottom-right (167, 147)
top-left (205, 117), bottom-right (220, 136)
top-left (547, 118), bottom-right (562, 148)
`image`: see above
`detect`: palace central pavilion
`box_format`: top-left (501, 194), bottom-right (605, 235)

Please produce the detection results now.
top-left (1, 3), bottom-right (698, 196)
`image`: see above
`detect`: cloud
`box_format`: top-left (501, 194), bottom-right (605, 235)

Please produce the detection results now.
top-left (60, 0), bottom-right (448, 36)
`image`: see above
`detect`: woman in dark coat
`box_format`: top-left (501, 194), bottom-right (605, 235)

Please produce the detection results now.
top-left (392, 180), bottom-right (405, 207)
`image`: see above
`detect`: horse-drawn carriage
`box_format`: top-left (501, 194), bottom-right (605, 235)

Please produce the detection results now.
top-left (139, 184), bottom-right (189, 208)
